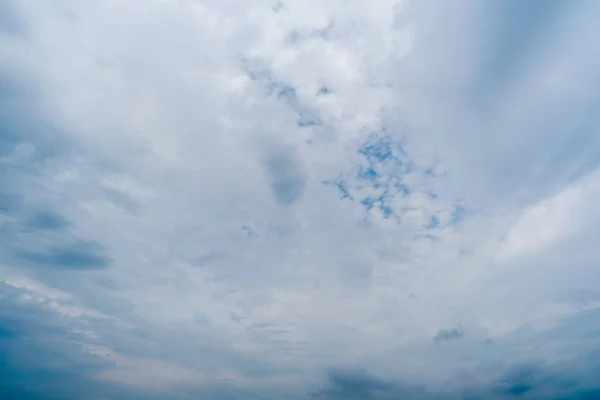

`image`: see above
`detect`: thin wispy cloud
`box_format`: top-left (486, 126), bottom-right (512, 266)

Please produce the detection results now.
top-left (2, 0), bottom-right (600, 399)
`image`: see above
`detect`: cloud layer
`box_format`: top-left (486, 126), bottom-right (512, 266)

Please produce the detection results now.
top-left (2, 0), bottom-right (600, 399)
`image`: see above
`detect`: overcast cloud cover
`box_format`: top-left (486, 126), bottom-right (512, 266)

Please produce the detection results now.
top-left (2, 0), bottom-right (600, 399)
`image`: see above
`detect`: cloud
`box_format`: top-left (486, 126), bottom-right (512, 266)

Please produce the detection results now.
top-left (16, 240), bottom-right (112, 270)
top-left (0, 0), bottom-right (25, 36)
top-left (263, 144), bottom-right (307, 206)
top-left (308, 357), bottom-right (600, 400)
top-left (0, 284), bottom-right (110, 400)
top-left (1, 0), bottom-right (600, 399)
top-left (311, 369), bottom-right (427, 400)
top-left (25, 210), bottom-right (71, 231)
top-left (433, 328), bottom-right (464, 343)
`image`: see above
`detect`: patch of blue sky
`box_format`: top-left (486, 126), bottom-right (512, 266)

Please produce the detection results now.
top-left (368, 199), bottom-right (393, 220)
top-left (354, 134), bottom-right (413, 215)
top-left (321, 133), bottom-right (420, 220)
top-left (425, 215), bottom-right (440, 230)
top-left (323, 131), bottom-right (466, 231)
top-left (297, 116), bottom-right (322, 128)
top-left (277, 86), bottom-right (323, 128)
top-left (326, 177), bottom-right (354, 201)
top-left (240, 60), bottom-right (325, 129)
top-left (358, 135), bottom-right (395, 163)
top-left (449, 204), bottom-right (466, 226)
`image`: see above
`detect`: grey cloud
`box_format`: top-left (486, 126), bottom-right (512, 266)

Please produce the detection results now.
top-left (0, 290), bottom-right (173, 400)
top-left (17, 240), bottom-right (112, 270)
top-left (0, 287), bottom-right (107, 400)
top-left (312, 369), bottom-right (428, 400)
top-left (470, 0), bottom-right (571, 107)
top-left (263, 146), bottom-right (307, 206)
top-left (468, 358), bottom-right (600, 400)
top-left (104, 188), bottom-right (140, 215)
top-left (490, 363), bottom-right (577, 400)
top-left (1, 284), bottom-right (229, 400)
top-left (191, 250), bottom-right (225, 267)
top-left (0, 73), bottom-right (62, 161)
top-left (308, 359), bottom-right (600, 400)
top-left (495, 363), bottom-right (540, 397)
top-left (395, 0), bottom-right (600, 211)
top-left (433, 328), bottom-right (464, 343)
top-left (341, 262), bottom-right (373, 290)
top-left (25, 210), bottom-right (70, 231)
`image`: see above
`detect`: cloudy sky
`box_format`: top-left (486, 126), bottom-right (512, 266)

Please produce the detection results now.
top-left (2, 1), bottom-right (600, 399)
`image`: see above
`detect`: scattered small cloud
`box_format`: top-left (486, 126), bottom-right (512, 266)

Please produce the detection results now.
top-left (433, 328), bottom-right (464, 343)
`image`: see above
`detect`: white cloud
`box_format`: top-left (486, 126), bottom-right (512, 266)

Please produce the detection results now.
top-left (2, 0), bottom-right (600, 398)
top-left (1, 273), bottom-right (109, 319)
top-left (494, 166), bottom-right (600, 263)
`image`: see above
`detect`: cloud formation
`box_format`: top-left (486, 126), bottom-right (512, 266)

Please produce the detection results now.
top-left (2, 0), bottom-right (600, 399)
top-left (433, 328), bottom-right (464, 343)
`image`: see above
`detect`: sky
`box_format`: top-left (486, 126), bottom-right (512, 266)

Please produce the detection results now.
top-left (2, 0), bottom-right (600, 399)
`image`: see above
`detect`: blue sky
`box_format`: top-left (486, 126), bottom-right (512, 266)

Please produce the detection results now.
top-left (2, 1), bottom-right (600, 399)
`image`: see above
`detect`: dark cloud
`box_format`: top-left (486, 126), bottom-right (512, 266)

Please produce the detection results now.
top-left (433, 328), bottom-right (464, 343)
top-left (495, 363), bottom-right (540, 397)
top-left (263, 146), bottom-right (307, 206)
top-left (0, 286), bottom-right (106, 400)
top-left (17, 240), bottom-right (112, 270)
top-left (567, 389), bottom-right (600, 400)
top-left (0, 284), bottom-right (189, 400)
top-left (307, 356), bottom-right (600, 400)
top-left (327, 369), bottom-right (394, 398)
top-left (26, 210), bottom-right (71, 231)
top-left (311, 369), bottom-right (428, 400)
top-left (3, 287), bottom-right (600, 400)
top-left (482, 359), bottom-right (600, 400)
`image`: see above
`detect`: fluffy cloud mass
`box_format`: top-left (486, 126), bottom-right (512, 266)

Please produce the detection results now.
top-left (2, 0), bottom-right (600, 399)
